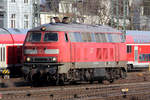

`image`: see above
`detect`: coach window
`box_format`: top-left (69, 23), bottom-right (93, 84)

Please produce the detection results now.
top-left (44, 33), bottom-right (58, 42)
top-left (65, 33), bottom-right (68, 42)
top-left (127, 46), bottom-right (132, 53)
top-left (3, 47), bottom-right (5, 61)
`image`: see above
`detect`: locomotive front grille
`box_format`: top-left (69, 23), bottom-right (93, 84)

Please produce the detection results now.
top-left (34, 58), bottom-right (49, 62)
top-left (26, 57), bottom-right (56, 63)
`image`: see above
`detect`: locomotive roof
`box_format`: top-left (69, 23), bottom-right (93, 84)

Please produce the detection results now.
top-left (126, 30), bottom-right (150, 43)
top-left (29, 23), bottom-right (121, 33)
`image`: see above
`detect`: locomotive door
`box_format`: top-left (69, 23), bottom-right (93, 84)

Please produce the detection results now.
top-left (115, 44), bottom-right (119, 61)
top-left (134, 46), bottom-right (138, 62)
top-left (64, 32), bottom-right (71, 62)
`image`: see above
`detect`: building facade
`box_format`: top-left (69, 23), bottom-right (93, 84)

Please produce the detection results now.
top-left (0, 0), bottom-right (5, 28)
top-left (0, 0), bottom-right (33, 29)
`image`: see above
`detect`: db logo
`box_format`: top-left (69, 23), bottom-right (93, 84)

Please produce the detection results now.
top-left (38, 49), bottom-right (44, 54)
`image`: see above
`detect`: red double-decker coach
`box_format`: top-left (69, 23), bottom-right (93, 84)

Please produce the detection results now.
top-left (126, 30), bottom-right (150, 70)
top-left (0, 28), bottom-right (27, 77)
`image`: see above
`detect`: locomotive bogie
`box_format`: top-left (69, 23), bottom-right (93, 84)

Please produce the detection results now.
top-left (23, 63), bottom-right (126, 84)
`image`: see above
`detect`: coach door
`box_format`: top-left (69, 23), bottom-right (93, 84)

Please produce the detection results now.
top-left (0, 45), bottom-right (6, 69)
top-left (134, 46), bottom-right (138, 62)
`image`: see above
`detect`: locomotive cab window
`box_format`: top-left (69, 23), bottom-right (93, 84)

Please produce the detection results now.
top-left (44, 32), bottom-right (58, 42)
top-left (26, 32), bottom-right (41, 42)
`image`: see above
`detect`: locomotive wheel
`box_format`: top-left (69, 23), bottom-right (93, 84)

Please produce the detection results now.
top-left (56, 74), bottom-right (65, 85)
top-left (109, 79), bottom-right (114, 83)
top-left (127, 64), bottom-right (133, 72)
top-left (98, 80), bottom-right (103, 83)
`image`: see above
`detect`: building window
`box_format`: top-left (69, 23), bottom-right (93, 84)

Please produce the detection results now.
top-left (24, 0), bottom-right (28, 3)
top-left (0, 14), bottom-right (4, 28)
top-left (24, 15), bottom-right (29, 29)
top-left (11, 14), bottom-right (16, 28)
top-left (11, 0), bottom-right (15, 3)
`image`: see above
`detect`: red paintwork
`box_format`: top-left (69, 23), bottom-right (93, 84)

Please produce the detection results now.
top-left (126, 35), bottom-right (150, 65)
top-left (24, 31), bottom-right (126, 63)
top-left (0, 33), bottom-right (26, 66)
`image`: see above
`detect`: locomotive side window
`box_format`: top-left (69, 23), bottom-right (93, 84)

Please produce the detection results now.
top-left (87, 33), bottom-right (92, 42)
top-left (44, 33), bottom-right (58, 42)
top-left (68, 32), bottom-right (76, 42)
top-left (101, 33), bottom-right (107, 42)
top-left (127, 45), bottom-right (132, 53)
top-left (112, 34), bottom-right (121, 42)
top-left (65, 33), bottom-right (69, 42)
top-left (91, 33), bottom-right (96, 42)
top-left (27, 32), bottom-right (41, 42)
top-left (68, 32), bottom-right (122, 43)
top-left (107, 34), bottom-right (113, 42)
top-left (95, 33), bottom-right (100, 42)
top-left (74, 32), bottom-right (83, 42)
top-left (81, 32), bottom-right (88, 42)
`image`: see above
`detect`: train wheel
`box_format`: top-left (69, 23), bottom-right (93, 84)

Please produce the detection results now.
top-left (89, 71), bottom-right (94, 84)
top-left (56, 74), bottom-right (65, 86)
top-left (90, 79), bottom-right (94, 84)
top-left (127, 64), bottom-right (133, 72)
top-left (98, 79), bottom-right (103, 83)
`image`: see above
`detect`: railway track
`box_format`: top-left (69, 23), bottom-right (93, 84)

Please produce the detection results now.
top-left (1, 81), bottom-right (150, 100)
top-left (0, 72), bottom-right (150, 100)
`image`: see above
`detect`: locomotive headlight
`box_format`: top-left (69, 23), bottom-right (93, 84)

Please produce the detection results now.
top-left (41, 26), bottom-right (46, 31)
top-left (26, 57), bottom-right (31, 62)
top-left (52, 57), bottom-right (57, 62)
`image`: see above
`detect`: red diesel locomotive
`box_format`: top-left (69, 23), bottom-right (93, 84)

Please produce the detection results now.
top-left (22, 22), bottom-right (127, 84)
top-left (0, 28), bottom-right (27, 77)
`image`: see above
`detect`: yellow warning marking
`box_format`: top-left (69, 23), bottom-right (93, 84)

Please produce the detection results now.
top-left (2, 69), bottom-right (10, 75)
